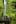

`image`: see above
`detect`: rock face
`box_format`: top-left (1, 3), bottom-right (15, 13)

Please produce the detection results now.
top-left (0, 16), bottom-right (12, 24)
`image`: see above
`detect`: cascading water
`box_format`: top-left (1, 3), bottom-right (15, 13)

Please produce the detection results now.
top-left (3, 0), bottom-right (7, 16)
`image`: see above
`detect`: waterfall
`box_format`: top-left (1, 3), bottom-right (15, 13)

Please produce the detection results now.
top-left (3, 0), bottom-right (7, 16)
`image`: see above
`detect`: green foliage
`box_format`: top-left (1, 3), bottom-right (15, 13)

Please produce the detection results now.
top-left (0, 0), bottom-right (3, 16)
top-left (6, 0), bottom-right (16, 16)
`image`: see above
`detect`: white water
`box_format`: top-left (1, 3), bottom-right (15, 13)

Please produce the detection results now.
top-left (3, 0), bottom-right (7, 16)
